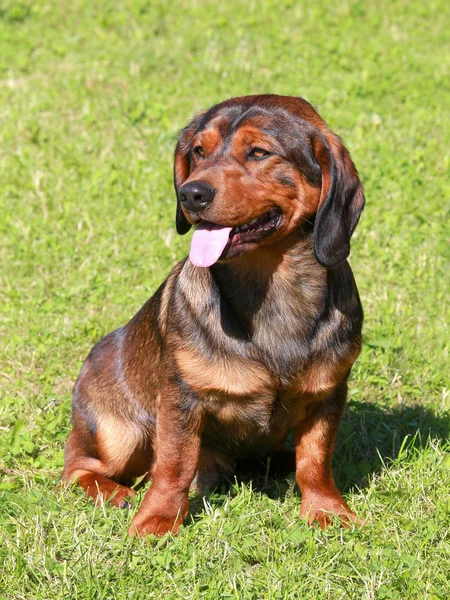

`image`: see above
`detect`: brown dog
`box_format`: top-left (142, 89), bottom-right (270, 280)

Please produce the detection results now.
top-left (62, 95), bottom-right (365, 537)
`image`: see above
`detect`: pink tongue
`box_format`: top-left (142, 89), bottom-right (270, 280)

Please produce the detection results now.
top-left (189, 223), bottom-right (232, 267)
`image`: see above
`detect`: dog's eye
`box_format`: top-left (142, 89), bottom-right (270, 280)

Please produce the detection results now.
top-left (193, 146), bottom-right (205, 158)
top-left (248, 147), bottom-right (271, 160)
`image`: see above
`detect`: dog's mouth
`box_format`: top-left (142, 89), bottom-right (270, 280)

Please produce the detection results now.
top-left (230, 207), bottom-right (282, 241)
top-left (189, 207), bottom-right (283, 267)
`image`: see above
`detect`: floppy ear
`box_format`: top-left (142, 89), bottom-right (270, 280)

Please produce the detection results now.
top-left (312, 133), bottom-right (365, 268)
top-left (174, 128), bottom-right (192, 235)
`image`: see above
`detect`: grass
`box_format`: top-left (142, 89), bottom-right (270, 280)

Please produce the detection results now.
top-left (0, 0), bottom-right (449, 598)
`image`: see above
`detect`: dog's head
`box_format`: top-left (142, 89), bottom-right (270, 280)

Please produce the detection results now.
top-left (174, 95), bottom-right (364, 268)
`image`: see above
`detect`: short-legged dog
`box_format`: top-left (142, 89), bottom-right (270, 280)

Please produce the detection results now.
top-left (62, 95), bottom-right (365, 537)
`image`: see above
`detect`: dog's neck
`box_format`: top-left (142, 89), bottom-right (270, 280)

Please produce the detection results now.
top-left (209, 230), bottom-right (328, 339)
top-left (177, 229), bottom-right (360, 378)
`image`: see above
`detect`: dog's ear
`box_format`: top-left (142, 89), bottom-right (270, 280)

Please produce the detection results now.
top-left (174, 125), bottom-right (193, 235)
top-left (311, 133), bottom-right (365, 268)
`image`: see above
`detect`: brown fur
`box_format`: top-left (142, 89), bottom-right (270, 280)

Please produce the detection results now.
top-left (62, 95), bottom-right (365, 537)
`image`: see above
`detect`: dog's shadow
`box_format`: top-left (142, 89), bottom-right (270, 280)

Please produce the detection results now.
top-left (330, 399), bottom-right (448, 494)
top-left (190, 400), bottom-right (449, 514)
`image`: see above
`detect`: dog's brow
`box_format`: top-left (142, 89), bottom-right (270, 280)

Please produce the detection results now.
top-left (230, 126), bottom-right (283, 152)
top-left (198, 115), bottom-right (230, 140)
top-left (193, 127), bottom-right (223, 152)
top-left (260, 127), bottom-right (285, 139)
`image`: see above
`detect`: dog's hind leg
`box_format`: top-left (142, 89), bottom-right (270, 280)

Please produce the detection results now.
top-left (62, 415), bottom-right (153, 508)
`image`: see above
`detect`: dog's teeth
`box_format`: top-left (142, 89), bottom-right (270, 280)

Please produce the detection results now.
top-left (234, 210), bottom-right (280, 235)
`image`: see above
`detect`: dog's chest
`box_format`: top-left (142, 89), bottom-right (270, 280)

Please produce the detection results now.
top-left (175, 338), bottom-right (343, 399)
top-left (175, 327), bottom-right (356, 457)
top-left (173, 258), bottom-right (357, 447)
top-left (201, 383), bottom-right (320, 455)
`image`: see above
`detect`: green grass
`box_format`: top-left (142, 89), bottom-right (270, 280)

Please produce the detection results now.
top-left (0, 0), bottom-right (449, 598)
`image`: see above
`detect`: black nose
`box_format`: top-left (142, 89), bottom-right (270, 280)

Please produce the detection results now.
top-left (179, 181), bottom-right (215, 213)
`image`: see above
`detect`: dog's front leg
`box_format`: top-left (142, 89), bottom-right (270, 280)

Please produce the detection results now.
top-left (294, 382), bottom-right (362, 529)
top-left (129, 384), bottom-right (204, 538)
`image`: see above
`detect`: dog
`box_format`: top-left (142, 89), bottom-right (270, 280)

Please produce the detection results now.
top-left (62, 95), bottom-right (365, 537)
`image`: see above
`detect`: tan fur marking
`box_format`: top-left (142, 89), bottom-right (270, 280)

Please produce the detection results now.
top-left (294, 363), bottom-right (342, 395)
top-left (66, 468), bottom-right (92, 482)
top-left (215, 396), bottom-right (271, 425)
top-left (292, 355), bottom-right (357, 396)
top-left (192, 123), bottom-right (224, 156)
top-left (175, 347), bottom-right (273, 395)
top-left (96, 414), bottom-right (144, 476)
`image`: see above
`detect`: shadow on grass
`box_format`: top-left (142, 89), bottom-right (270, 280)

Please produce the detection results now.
top-left (191, 400), bottom-right (450, 512)
top-left (334, 400), bottom-right (449, 492)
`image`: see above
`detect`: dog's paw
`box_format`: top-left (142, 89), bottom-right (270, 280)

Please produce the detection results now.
top-left (90, 481), bottom-right (136, 508)
top-left (128, 514), bottom-right (183, 538)
top-left (106, 486), bottom-right (137, 509)
top-left (301, 494), bottom-right (363, 530)
top-left (74, 473), bottom-right (136, 509)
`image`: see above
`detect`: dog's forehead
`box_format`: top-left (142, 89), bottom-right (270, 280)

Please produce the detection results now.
top-left (191, 103), bottom-right (312, 156)
top-left (194, 101), bottom-right (306, 142)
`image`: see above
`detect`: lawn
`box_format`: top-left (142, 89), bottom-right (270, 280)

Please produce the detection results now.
top-left (0, 0), bottom-right (449, 598)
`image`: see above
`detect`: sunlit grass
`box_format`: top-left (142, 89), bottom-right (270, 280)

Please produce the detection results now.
top-left (0, 1), bottom-right (449, 598)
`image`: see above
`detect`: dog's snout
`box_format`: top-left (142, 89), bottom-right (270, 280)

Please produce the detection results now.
top-left (179, 181), bottom-right (215, 213)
